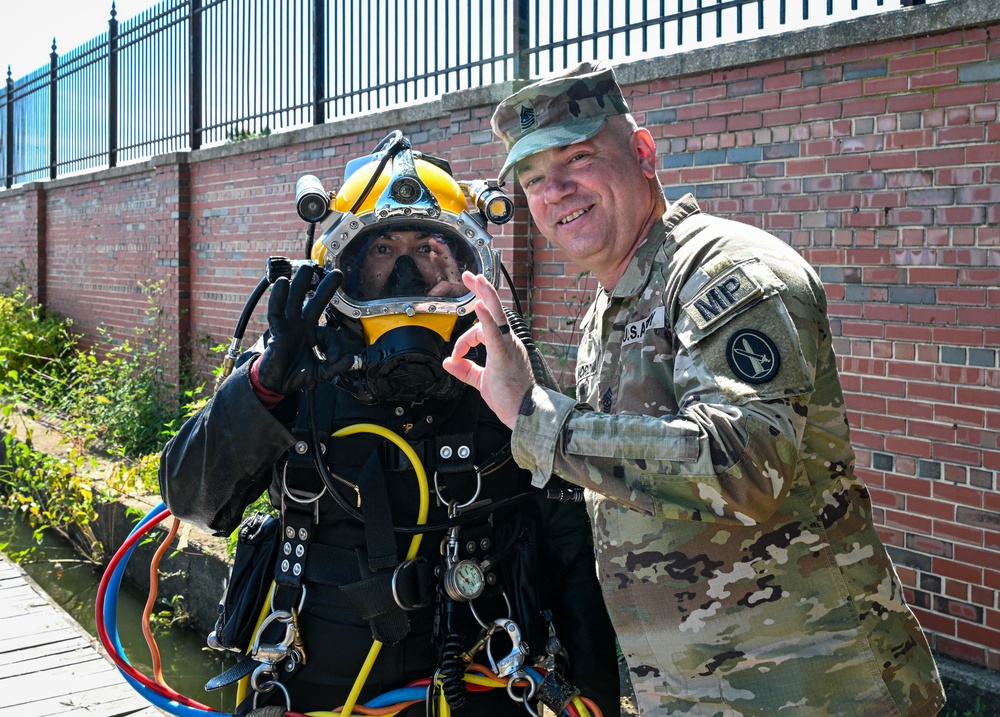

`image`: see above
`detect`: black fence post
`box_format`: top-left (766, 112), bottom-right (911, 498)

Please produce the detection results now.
top-left (312, 0), bottom-right (326, 125)
top-left (49, 37), bottom-right (59, 179)
top-left (513, 0), bottom-right (530, 81)
top-left (188, 0), bottom-right (202, 151)
top-left (5, 67), bottom-right (13, 189)
top-left (49, 40), bottom-right (57, 180)
top-left (108, 5), bottom-right (119, 168)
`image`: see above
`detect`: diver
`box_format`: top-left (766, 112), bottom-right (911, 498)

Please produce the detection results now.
top-left (158, 131), bottom-right (621, 716)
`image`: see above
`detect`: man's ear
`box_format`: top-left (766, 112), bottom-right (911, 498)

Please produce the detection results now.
top-left (632, 128), bottom-right (658, 179)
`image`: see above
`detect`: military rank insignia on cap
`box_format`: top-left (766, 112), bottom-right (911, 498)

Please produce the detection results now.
top-left (519, 105), bottom-right (537, 131)
top-left (491, 61), bottom-right (630, 179)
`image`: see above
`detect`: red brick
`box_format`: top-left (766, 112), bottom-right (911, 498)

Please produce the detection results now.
top-left (887, 92), bottom-right (933, 113)
top-left (936, 85), bottom-right (990, 109)
top-left (916, 147), bottom-right (967, 168)
top-left (885, 435), bottom-right (933, 459)
top-left (934, 557), bottom-right (983, 584)
top-left (935, 636), bottom-right (985, 665)
top-left (888, 53), bottom-right (936, 74)
top-left (955, 544), bottom-right (1000, 572)
top-left (937, 125), bottom-right (987, 146)
top-left (956, 623), bottom-right (1000, 653)
top-left (876, 155), bottom-right (923, 177)
top-left (944, 579), bottom-right (969, 601)
top-left (933, 520), bottom-right (983, 547)
top-left (885, 507), bottom-right (934, 534)
top-left (908, 69), bottom-right (959, 90)
top-left (937, 44), bottom-right (988, 67)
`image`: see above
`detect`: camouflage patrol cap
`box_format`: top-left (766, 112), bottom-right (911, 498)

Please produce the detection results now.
top-left (491, 61), bottom-right (630, 180)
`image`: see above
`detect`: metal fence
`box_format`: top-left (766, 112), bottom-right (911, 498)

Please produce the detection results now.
top-left (3, 0), bottom-right (931, 189)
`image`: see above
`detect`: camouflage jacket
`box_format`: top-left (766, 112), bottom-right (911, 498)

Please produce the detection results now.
top-left (511, 195), bottom-right (945, 716)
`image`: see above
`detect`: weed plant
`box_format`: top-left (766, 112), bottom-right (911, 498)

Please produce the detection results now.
top-left (24, 281), bottom-right (200, 458)
top-left (0, 286), bottom-right (77, 392)
top-left (0, 283), bottom-right (206, 562)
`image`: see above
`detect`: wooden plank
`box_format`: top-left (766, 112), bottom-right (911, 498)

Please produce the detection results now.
top-left (0, 554), bottom-right (165, 716)
top-left (0, 682), bottom-right (164, 717)
top-left (0, 626), bottom-right (84, 654)
top-left (1, 653), bottom-right (120, 705)
top-left (0, 637), bottom-right (92, 669)
top-left (0, 643), bottom-right (104, 677)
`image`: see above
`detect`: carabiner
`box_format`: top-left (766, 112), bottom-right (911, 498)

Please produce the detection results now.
top-left (488, 618), bottom-right (530, 678)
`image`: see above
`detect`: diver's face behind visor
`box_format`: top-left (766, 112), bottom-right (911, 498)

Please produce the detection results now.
top-left (344, 227), bottom-right (477, 302)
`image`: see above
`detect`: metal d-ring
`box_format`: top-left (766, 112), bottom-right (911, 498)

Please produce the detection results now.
top-left (270, 583), bottom-right (307, 615)
top-left (252, 678), bottom-right (291, 711)
top-left (433, 465), bottom-right (482, 512)
top-left (280, 462), bottom-right (327, 504)
top-left (391, 557), bottom-right (429, 610)
top-left (505, 669), bottom-right (539, 715)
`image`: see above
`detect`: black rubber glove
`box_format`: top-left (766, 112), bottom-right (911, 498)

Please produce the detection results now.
top-left (256, 265), bottom-right (358, 394)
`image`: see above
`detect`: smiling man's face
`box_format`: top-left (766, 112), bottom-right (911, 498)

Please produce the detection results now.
top-left (515, 121), bottom-right (660, 286)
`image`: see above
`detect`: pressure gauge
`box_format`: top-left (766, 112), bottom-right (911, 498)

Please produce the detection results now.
top-left (442, 559), bottom-right (485, 602)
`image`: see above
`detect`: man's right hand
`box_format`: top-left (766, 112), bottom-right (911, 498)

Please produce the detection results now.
top-left (442, 272), bottom-right (537, 429)
top-left (256, 265), bottom-right (357, 395)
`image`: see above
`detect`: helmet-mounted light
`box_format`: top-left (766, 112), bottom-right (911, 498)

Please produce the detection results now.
top-left (295, 174), bottom-right (333, 223)
top-left (463, 179), bottom-right (514, 225)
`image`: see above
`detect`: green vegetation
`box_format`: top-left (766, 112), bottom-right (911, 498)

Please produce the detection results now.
top-left (225, 126), bottom-right (272, 143)
top-left (942, 695), bottom-right (993, 717)
top-left (0, 283), bottom-right (208, 563)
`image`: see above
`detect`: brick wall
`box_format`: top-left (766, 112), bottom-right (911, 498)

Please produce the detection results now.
top-left (1, 0), bottom-right (998, 673)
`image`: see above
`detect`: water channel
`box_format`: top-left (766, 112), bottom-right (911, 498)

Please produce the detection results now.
top-left (0, 507), bottom-right (239, 713)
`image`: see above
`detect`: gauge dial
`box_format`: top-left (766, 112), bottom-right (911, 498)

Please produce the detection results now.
top-left (443, 559), bottom-right (485, 601)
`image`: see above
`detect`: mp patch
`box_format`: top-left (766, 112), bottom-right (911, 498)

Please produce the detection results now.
top-left (682, 263), bottom-right (765, 332)
top-left (726, 328), bottom-right (780, 384)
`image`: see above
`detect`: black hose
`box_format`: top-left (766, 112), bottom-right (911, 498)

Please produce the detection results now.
top-left (304, 222), bottom-right (316, 260)
top-left (234, 277), bottom-right (270, 344)
top-left (438, 629), bottom-right (470, 709)
top-left (499, 262), bottom-right (525, 317)
top-left (503, 306), bottom-right (559, 391)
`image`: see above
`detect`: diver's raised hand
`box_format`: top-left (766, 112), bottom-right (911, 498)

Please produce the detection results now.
top-left (256, 265), bottom-right (356, 394)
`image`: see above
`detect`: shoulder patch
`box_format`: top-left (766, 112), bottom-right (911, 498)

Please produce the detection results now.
top-left (682, 264), bottom-right (765, 331)
top-left (726, 329), bottom-right (780, 384)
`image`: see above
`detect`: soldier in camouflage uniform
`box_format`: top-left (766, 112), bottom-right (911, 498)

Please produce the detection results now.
top-left (443, 61), bottom-right (946, 716)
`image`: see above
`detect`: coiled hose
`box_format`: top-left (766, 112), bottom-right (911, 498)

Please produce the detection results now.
top-left (503, 307), bottom-right (559, 391)
top-left (438, 629), bottom-right (470, 709)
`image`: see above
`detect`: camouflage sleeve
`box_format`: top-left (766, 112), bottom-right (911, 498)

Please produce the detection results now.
top-left (512, 252), bottom-right (823, 525)
top-left (513, 385), bottom-right (808, 523)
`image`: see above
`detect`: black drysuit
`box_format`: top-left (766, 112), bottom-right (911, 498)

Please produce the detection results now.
top-left (159, 357), bottom-right (620, 715)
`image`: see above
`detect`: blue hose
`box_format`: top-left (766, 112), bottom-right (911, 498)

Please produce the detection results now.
top-left (102, 502), bottom-right (229, 716)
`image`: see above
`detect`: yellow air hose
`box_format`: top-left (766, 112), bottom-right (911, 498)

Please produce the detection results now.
top-left (238, 423), bottom-right (430, 717)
